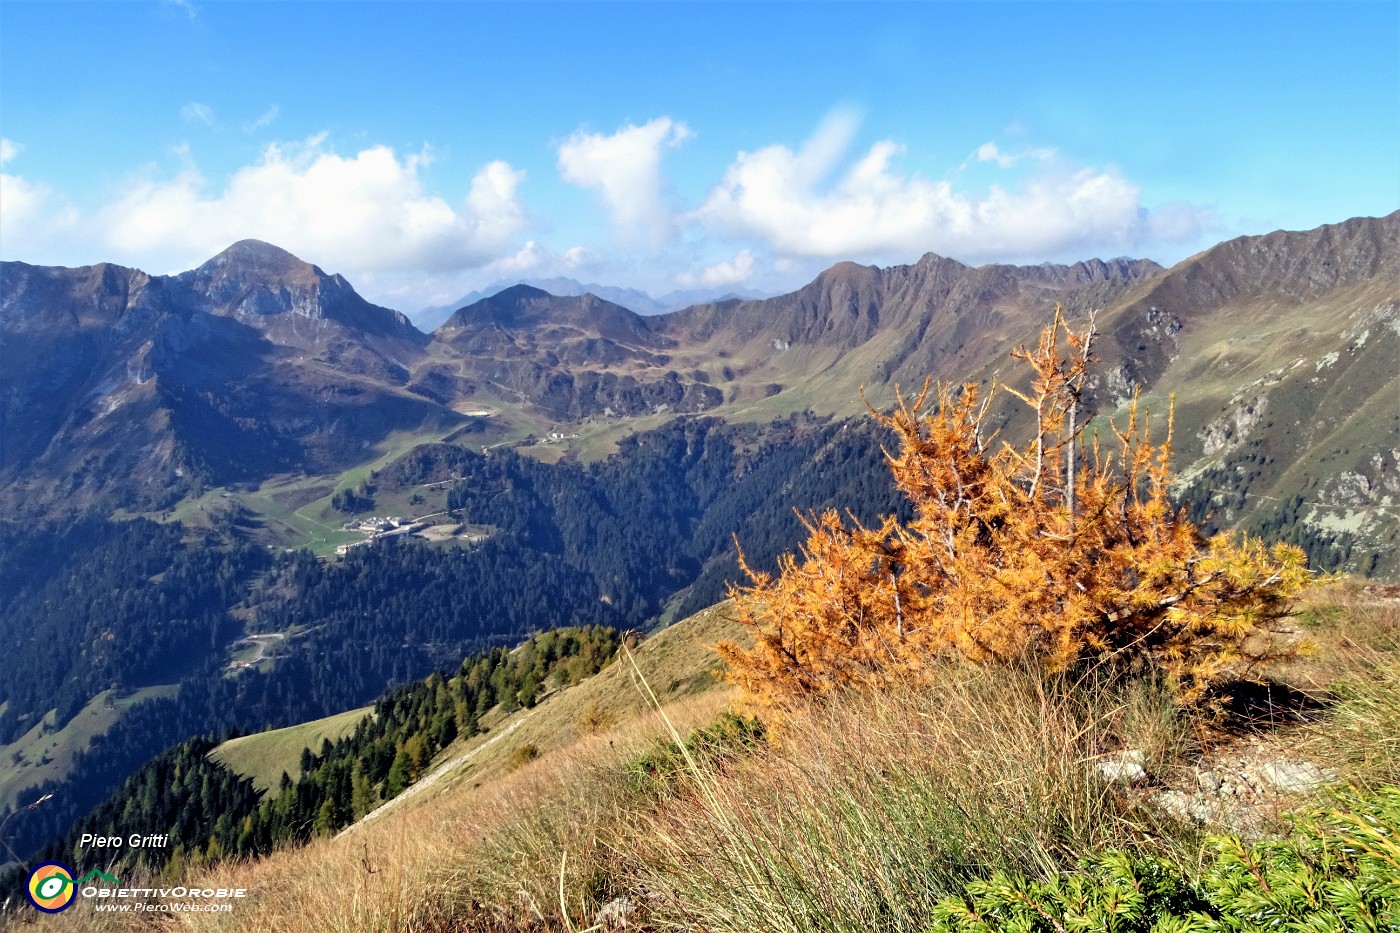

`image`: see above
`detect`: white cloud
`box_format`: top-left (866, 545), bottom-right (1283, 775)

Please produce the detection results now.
top-left (494, 240), bottom-right (544, 274)
top-left (0, 142), bottom-right (84, 255)
top-left (82, 135), bottom-right (529, 277)
top-left (464, 159), bottom-right (529, 250)
top-left (693, 116), bottom-right (1210, 263)
top-left (0, 119), bottom-right (1217, 312)
top-left (0, 137), bottom-right (531, 311)
top-left (243, 105), bottom-right (280, 134)
top-left (556, 117), bottom-right (690, 244)
top-left (977, 142), bottom-right (1013, 167)
top-left (164, 0), bottom-right (198, 20)
top-left (973, 141), bottom-right (1056, 169)
top-left (1141, 201), bottom-right (1216, 243)
top-left (677, 249), bottom-right (756, 287)
top-left (180, 102), bottom-right (217, 127)
top-left (0, 172), bottom-right (82, 256)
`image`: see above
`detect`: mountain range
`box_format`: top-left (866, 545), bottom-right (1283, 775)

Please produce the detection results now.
top-left (2, 211), bottom-right (1397, 573)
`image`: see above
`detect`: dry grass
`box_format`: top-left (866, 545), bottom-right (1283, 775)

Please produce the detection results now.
top-left (11, 693), bottom-right (730, 933)
top-left (1276, 578), bottom-right (1399, 689)
top-left (15, 591), bottom-right (1400, 933)
top-left (626, 664), bottom-right (1199, 933)
top-left (10, 607), bottom-right (745, 933)
top-left (1293, 581), bottom-right (1400, 787)
top-left (425, 604), bottom-right (740, 796)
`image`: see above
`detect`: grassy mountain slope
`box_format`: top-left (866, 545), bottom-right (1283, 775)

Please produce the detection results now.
top-left (1107, 216), bottom-right (1400, 575)
top-left (355, 601), bottom-right (743, 817)
top-left (7, 605), bottom-right (744, 929)
top-left (2, 213), bottom-right (1396, 914)
top-left (195, 603), bottom-right (746, 932)
top-left (208, 706), bottom-right (372, 793)
top-left (25, 584), bottom-right (1399, 933)
top-left (0, 686), bottom-right (177, 812)
top-left (0, 414), bottom-right (906, 869)
top-left (651, 254), bottom-right (1163, 417)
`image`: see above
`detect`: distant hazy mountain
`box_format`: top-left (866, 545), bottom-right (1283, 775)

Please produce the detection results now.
top-left (414, 277), bottom-right (769, 330)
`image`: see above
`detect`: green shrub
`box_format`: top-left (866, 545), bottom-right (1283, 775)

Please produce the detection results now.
top-left (928, 850), bottom-right (1205, 932)
top-left (625, 711), bottom-right (765, 797)
top-left (927, 786), bottom-right (1400, 932)
top-left (508, 742), bottom-right (540, 770)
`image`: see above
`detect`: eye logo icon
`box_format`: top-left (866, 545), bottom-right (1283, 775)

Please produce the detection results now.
top-left (26, 862), bottom-right (76, 912)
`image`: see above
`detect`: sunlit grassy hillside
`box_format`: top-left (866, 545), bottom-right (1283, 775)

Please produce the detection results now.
top-left (209, 707), bottom-right (373, 794)
top-left (18, 581), bottom-right (1400, 933)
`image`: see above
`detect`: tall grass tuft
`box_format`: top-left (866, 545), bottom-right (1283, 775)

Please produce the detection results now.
top-left (1298, 587), bottom-right (1400, 787)
top-left (629, 662), bottom-right (1198, 933)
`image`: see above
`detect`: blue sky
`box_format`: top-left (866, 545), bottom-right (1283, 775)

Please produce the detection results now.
top-left (2, 1), bottom-right (1396, 315)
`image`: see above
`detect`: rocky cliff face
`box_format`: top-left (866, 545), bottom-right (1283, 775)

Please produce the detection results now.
top-left (646, 252), bottom-right (1163, 409)
top-left (1104, 213), bottom-right (1400, 576)
top-left (1102, 214), bottom-right (1400, 400)
top-left (655, 254), bottom-right (1162, 352)
top-left (173, 240), bottom-right (428, 383)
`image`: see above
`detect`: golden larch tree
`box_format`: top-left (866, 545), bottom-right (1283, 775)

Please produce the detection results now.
top-left (719, 307), bottom-right (1311, 705)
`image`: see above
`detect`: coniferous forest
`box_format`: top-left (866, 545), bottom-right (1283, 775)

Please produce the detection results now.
top-left (38, 627), bottom-right (622, 877)
top-left (0, 414), bottom-right (908, 871)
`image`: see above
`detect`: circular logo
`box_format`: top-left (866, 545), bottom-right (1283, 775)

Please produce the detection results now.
top-left (26, 862), bottom-right (76, 913)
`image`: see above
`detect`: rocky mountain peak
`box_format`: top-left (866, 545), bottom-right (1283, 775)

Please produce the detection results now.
top-left (439, 284), bottom-right (555, 332)
top-left (172, 241), bottom-right (422, 345)
top-left (186, 240), bottom-right (326, 300)
top-left (492, 283), bottom-right (555, 305)
top-left (912, 252), bottom-right (972, 274)
top-left (1065, 257), bottom-right (1165, 283)
top-left (198, 239), bottom-right (313, 277)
